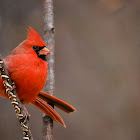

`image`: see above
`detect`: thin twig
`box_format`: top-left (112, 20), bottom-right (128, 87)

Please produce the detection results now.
top-left (0, 55), bottom-right (33, 140)
top-left (42, 0), bottom-right (55, 140)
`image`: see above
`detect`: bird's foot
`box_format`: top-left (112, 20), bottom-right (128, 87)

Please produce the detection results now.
top-left (22, 105), bottom-right (30, 123)
top-left (11, 83), bottom-right (16, 91)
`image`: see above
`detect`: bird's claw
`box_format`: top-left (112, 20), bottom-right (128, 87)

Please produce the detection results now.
top-left (22, 106), bottom-right (30, 124)
top-left (11, 84), bottom-right (16, 91)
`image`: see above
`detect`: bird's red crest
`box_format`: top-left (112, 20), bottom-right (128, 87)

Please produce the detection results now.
top-left (27, 27), bottom-right (46, 47)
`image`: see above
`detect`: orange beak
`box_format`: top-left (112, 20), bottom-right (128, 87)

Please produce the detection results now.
top-left (39, 47), bottom-right (50, 55)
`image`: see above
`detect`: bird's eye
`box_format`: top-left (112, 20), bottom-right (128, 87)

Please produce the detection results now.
top-left (33, 46), bottom-right (37, 50)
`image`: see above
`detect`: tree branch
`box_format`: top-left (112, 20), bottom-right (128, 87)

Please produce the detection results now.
top-left (0, 56), bottom-right (33, 140)
top-left (42, 0), bottom-right (55, 140)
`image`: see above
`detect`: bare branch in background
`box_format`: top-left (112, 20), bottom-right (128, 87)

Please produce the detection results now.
top-left (0, 56), bottom-right (33, 140)
top-left (0, 16), bottom-right (1, 30)
top-left (43, 0), bottom-right (55, 140)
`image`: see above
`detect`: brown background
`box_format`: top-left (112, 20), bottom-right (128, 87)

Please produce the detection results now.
top-left (0, 0), bottom-right (140, 140)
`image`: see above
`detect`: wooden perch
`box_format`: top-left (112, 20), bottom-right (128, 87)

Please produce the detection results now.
top-left (43, 0), bottom-right (55, 140)
top-left (0, 55), bottom-right (33, 140)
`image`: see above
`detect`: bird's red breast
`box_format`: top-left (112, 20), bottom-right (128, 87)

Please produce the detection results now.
top-left (5, 52), bottom-right (48, 103)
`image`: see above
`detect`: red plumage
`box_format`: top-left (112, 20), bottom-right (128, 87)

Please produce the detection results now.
top-left (0, 27), bottom-right (76, 127)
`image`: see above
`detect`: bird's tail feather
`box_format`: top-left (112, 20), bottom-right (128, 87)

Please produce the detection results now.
top-left (38, 91), bottom-right (76, 113)
top-left (31, 97), bottom-right (66, 127)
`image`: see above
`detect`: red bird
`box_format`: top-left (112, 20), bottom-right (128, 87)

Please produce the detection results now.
top-left (0, 27), bottom-right (76, 127)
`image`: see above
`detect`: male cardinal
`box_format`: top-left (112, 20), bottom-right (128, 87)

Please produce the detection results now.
top-left (0, 27), bottom-right (76, 127)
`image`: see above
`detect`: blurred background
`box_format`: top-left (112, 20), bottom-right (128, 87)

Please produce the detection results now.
top-left (0, 0), bottom-right (140, 140)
